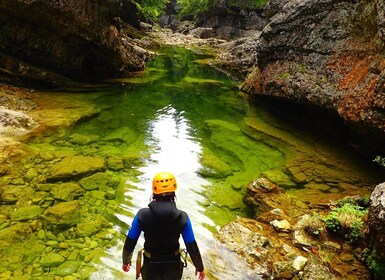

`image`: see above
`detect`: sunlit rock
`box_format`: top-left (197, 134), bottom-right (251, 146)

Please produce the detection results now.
top-left (47, 156), bottom-right (105, 181)
top-left (79, 172), bottom-right (120, 191)
top-left (23, 167), bottom-right (38, 183)
top-left (10, 205), bottom-right (43, 221)
top-left (270, 219), bottom-right (292, 233)
top-left (216, 219), bottom-right (271, 264)
top-left (273, 260), bottom-right (297, 279)
top-left (198, 152), bottom-right (233, 178)
top-left (300, 263), bottom-right (335, 280)
top-left (76, 217), bottom-right (108, 237)
top-left (0, 185), bottom-right (34, 204)
top-left (51, 183), bottom-right (85, 201)
top-left (67, 134), bottom-right (100, 145)
top-left (0, 108), bottom-right (36, 134)
top-left (243, 178), bottom-right (293, 217)
top-left (293, 255), bottom-right (308, 271)
top-left (0, 220), bottom-right (41, 241)
top-left (43, 201), bottom-right (81, 226)
top-left (55, 261), bottom-right (81, 276)
top-left (40, 252), bottom-right (65, 268)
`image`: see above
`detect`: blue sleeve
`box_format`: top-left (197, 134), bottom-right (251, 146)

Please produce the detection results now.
top-left (128, 215), bottom-right (141, 240)
top-left (182, 217), bottom-right (196, 244)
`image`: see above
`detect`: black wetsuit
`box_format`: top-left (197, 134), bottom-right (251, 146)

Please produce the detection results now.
top-left (122, 200), bottom-right (204, 280)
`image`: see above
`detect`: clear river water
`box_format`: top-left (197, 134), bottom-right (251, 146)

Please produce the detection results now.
top-left (0, 46), bottom-right (383, 279)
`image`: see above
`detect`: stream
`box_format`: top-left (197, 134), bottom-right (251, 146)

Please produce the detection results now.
top-left (0, 46), bottom-right (383, 279)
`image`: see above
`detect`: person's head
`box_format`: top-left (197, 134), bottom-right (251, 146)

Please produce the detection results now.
top-left (152, 172), bottom-right (177, 201)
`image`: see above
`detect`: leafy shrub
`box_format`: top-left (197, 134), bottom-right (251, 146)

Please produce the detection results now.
top-left (131, 0), bottom-right (171, 21)
top-left (373, 155), bottom-right (385, 167)
top-left (177, 0), bottom-right (268, 21)
top-left (324, 203), bottom-right (368, 242)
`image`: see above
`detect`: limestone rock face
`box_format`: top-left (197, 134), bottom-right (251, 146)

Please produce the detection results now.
top-left (368, 183), bottom-right (385, 276)
top-left (237, 0), bottom-right (385, 152)
top-left (0, 0), bottom-right (151, 86)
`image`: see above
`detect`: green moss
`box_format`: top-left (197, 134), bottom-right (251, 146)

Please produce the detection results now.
top-left (324, 203), bottom-right (368, 242)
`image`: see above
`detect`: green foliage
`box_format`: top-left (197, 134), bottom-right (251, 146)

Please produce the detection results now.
top-left (131, 0), bottom-right (171, 21)
top-left (177, 0), bottom-right (211, 20)
top-left (373, 155), bottom-right (385, 167)
top-left (227, 0), bottom-right (269, 9)
top-left (177, 0), bottom-right (268, 20)
top-left (366, 252), bottom-right (385, 277)
top-left (324, 203), bottom-right (368, 242)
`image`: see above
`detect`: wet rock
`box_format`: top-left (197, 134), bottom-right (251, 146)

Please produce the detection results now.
top-left (0, 0), bottom-right (150, 86)
top-left (239, 0), bottom-right (385, 150)
top-left (367, 182), bottom-right (385, 276)
top-left (51, 182), bottom-right (85, 201)
top-left (55, 260), bottom-right (81, 276)
top-left (216, 219), bottom-right (271, 264)
top-left (0, 108), bottom-right (36, 134)
top-left (43, 201), bottom-right (80, 226)
top-left (76, 217), bottom-right (108, 237)
top-left (102, 126), bottom-right (137, 144)
top-left (40, 252), bottom-right (65, 268)
top-left (10, 205), bottom-right (43, 221)
top-left (292, 255), bottom-right (308, 271)
top-left (299, 263), bottom-right (335, 280)
top-left (107, 157), bottom-right (124, 171)
top-left (243, 178), bottom-right (293, 217)
top-left (79, 172), bottom-right (120, 191)
top-left (23, 167), bottom-right (38, 183)
top-left (270, 219), bottom-right (292, 233)
top-left (273, 260), bottom-right (297, 279)
top-left (67, 134), bottom-right (100, 145)
top-left (198, 152), bottom-right (233, 178)
top-left (0, 220), bottom-right (41, 242)
top-left (47, 156), bottom-right (105, 181)
top-left (0, 185), bottom-right (34, 204)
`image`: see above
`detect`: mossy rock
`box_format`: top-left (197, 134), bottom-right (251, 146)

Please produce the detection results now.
top-left (55, 261), bottom-right (81, 276)
top-left (43, 201), bottom-right (81, 226)
top-left (11, 205), bottom-right (43, 221)
top-left (48, 155), bottom-right (105, 181)
top-left (51, 183), bottom-right (86, 201)
top-left (40, 253), bottom-right (65, 267)
top-left (79, 172), bottom-right (120, 191)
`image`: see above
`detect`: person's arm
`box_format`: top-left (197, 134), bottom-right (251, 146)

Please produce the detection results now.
top-left (122, 215), bottom-right (141, 272)
top-left (182, 217), bottom-right (204, 278)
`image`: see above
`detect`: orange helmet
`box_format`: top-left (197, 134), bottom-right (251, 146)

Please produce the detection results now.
top-left (152, 172), bottom-right (177, 194)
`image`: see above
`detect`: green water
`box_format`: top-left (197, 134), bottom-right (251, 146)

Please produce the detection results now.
top-left (0, 46), bottom-right (383, 279)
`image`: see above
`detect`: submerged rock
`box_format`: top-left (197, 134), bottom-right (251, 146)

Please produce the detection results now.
top-left (43, 200), bottom-right (81, 226)
top-left (47, 155), bottom-right (105, 181)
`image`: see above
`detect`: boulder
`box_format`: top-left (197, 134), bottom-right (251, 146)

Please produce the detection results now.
top-left (10, 205), bottom-right (43, 221)
top-left (79, 172), bottom-right (120, 191)
top-left (47, 155), bottom-right (105, 181)
top-left (243, 178), bottom-right (293, 217)
top-left (43, 200), bottom-right (81, 226)
top-left (216, 218), bottom-right (271, 264)
top-left (51, 182), bottom-right (85, 201)
top-left (40, 253), bottom-right (65, 268)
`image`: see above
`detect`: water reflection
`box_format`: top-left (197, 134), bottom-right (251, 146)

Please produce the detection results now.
top-left (112, 105), bottom-right (262, 279)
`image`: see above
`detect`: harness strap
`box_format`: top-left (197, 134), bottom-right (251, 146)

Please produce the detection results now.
top-left (143, 249), bottom-right (180, 259)
top-left (136, 249), bottom-right (143, 279)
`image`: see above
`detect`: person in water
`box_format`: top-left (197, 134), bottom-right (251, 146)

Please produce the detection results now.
top-left (122, 172), bottom-right (205, 280)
